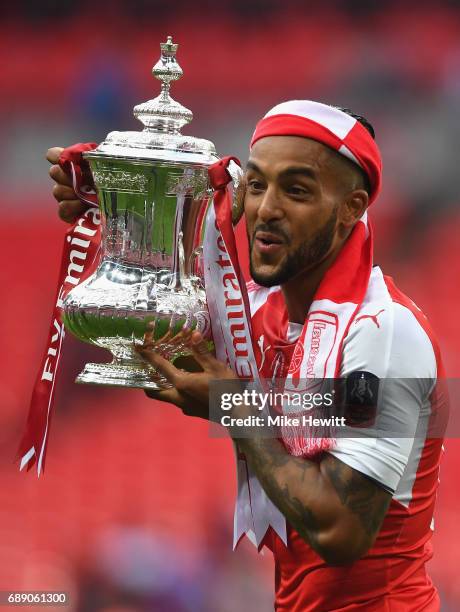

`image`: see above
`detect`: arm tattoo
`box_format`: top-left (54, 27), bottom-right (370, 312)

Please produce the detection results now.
top-left (237, 438), bottom-right (391, 559)
top-left (278, 484), bottom-right (322, 551)
top-left (323, 455), bottom-right (391, 537)
top-left (237, 437), bottom-right (322, 550)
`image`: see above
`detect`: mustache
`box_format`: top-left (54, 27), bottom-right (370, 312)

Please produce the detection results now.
top-left (251, 223), bottom-right (291, 244)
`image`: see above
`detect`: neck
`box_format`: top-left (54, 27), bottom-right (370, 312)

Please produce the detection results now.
top-left (281, 247), bottom-right (341, 324)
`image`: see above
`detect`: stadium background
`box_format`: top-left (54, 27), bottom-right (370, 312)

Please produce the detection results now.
top-left (1, 1), bottom-right (459, 610)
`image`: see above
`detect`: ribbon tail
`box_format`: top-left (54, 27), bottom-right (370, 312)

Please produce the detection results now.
top-left (19, 447), bottom-right (36, 471)
top-left (17, 143), bottom-right (101, 476)
top-left (249, 469), bottom-right (287, 548)
top-left (233, 455), bottom-right (256, 550)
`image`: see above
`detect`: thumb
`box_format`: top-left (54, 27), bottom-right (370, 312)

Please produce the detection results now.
top-left (46, 146), bottom-right (64, 164)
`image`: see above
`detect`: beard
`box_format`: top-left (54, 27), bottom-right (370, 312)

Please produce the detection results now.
top-left (249, 207), bottom-right (338, 288)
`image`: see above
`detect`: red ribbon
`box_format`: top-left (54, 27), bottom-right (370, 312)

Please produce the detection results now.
top-left (17, 143), bottom-right (101, 475)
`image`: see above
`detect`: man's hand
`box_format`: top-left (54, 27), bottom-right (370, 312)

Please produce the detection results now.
top-left (136, 324), bottom-right (237, 419)
top-left (46, 147), bottom-right (87, 223)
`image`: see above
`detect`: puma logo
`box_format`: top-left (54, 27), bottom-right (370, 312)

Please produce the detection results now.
top-left (355, 309), bottom-right (385, 329)
top-left (257, 334), bottom-right (271, 369)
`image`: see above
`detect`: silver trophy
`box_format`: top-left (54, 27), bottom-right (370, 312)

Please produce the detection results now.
top-left (63, 37), bottom-right (242, 390)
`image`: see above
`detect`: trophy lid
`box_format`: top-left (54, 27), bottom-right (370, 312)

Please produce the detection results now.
top-left (87, 36), bottom-right (218, 165)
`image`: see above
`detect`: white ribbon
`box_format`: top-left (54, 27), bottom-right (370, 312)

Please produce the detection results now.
top-left (203, 198), bottom-right (287, 549)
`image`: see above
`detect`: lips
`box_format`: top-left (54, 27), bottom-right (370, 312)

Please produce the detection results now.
top-left (254, 231), bottom-right (284, 245)
top-left (254, 231), bottom-right (285, 255)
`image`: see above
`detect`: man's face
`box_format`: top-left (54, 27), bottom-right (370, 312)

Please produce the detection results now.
top-left (244, 136), bottom-right (347, 288)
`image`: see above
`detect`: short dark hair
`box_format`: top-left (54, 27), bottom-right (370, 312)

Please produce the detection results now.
top-left (336, 106), bottom-right (376, 140)
top-left (334, 106), bottom-right (375, 193)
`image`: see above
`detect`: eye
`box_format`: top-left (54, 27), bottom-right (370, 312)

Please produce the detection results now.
top-left (247, 179), bottom-right (265, 193)
top-left (287, 185), bottom-right (310, 198)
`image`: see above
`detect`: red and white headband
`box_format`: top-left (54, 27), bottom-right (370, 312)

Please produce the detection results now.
top-left (250, 100), bottom-right (382, 204)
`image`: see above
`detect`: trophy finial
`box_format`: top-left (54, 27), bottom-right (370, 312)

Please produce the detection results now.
top-left (153, 35), bottom-right (183, 94)
top-left (161, 36), bottom-right (177, 52)
top-left (133, 36), bottom-right (193, 133)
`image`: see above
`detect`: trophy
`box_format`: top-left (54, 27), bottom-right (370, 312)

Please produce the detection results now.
top-left (62, 36), bottom-right (242, 390)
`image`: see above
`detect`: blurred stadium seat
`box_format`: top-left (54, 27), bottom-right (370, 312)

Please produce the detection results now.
top-left (1, 2), bottom-right (459, 610)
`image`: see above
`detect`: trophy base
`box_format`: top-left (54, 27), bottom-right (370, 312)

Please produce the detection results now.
top-left (75, 361), bottom-right (171, 390)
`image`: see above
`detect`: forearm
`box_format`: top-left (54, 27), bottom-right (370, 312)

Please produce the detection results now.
top-left (235, 435), bottom-right (340, 560)
top-left (234, 432), bottom-right (390, 564)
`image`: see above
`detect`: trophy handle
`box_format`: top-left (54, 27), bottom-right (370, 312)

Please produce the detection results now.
top-left (227, 159), bottom-right (245, 226)
top-left (188, 246), bottom-right (203, 278)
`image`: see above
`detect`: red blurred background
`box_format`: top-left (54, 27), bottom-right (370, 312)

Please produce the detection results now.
top-left (1, 1), bottom-right (459, 610)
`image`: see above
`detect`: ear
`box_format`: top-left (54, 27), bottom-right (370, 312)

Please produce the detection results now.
top-left (338, 189), bottom-right (369, 231)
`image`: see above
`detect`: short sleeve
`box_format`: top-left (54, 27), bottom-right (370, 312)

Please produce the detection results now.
top-left (328, 302), bottom-right (437, 494)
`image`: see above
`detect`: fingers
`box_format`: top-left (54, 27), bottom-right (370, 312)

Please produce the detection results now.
top-left (49, 164), bottom-right (73, 188)
top-left (48, 159), bottom-right (86, 223)
top-left (167, 325), bottom-right (193, 352)
top-left (46, 147), bottom-right (64, 165)
top-left (58, 200), bottom-right (87, 223)
top-left (140, 321), bottom-right (170, 353)
top-left (141, 321), bottom-right (192, 353)
top-left (137, 322), bottom-right (198, 388)
top-left (144, 387), bottom-right (184, 406)
top-left (137, 325), bottom-right (228, 391)
top-left (187, 331), bottom-right (237, 381)
top-left (189, 331), bottom-right (216, 369)
top-left (53, 183), bottom-right (77, 201)
top-left (136, 342), bottom-right (183, 387)
top-left (142, 321), bottom-right (156, 346)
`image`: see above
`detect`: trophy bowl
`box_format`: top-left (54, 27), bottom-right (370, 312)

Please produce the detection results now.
top-left (62, 36), bottom-right (240, 390)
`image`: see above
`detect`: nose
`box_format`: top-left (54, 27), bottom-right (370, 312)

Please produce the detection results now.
top-left (256, 186), bottom-right (284, 223)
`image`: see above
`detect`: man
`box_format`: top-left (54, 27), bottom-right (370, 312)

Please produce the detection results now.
top-left (48, 101), bottom-right (444, 611)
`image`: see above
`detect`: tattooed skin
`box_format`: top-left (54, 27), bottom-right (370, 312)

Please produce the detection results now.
top-left (236, 436), bottom-right (391, 563)
top-left (238, 436), bottom-right (322, 550)
top-left (322, 454), bottom-right (391, 537)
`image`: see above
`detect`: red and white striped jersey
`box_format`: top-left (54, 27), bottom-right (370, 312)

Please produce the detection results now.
top-left (247, 267), bottom-right (444, 612)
